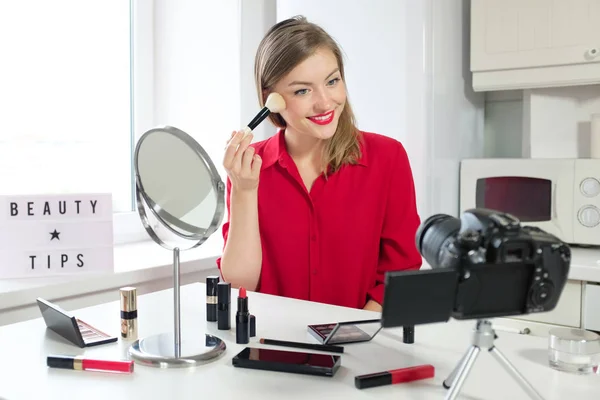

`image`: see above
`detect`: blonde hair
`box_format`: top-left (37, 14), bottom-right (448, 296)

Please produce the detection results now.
top-left (254, 15), bottom-right (362, 174)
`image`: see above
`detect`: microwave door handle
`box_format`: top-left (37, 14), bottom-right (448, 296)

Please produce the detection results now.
top-left (552, 183), bottom-right (557, 219)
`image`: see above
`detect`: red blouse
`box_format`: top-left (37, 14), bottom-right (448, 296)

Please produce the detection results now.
top-left (216, 130), bottom-right (422, 309)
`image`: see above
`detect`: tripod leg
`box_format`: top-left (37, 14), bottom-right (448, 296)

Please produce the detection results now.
top-left (445, 346), bottom-right (481, 400)
top-left (443, 349), bottom-right (469, 389)
top-left (489, 347), bottom-right (545, 400)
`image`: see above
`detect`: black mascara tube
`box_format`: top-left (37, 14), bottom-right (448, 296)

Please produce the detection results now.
top-left (217, 282), bottom-right (231, 330)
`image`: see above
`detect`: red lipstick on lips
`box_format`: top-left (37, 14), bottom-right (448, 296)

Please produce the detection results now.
top-left (307, 110), bottom-right (334, 125)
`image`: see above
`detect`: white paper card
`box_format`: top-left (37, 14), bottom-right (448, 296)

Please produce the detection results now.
top-left (0, 193), bottom-right (114, 279)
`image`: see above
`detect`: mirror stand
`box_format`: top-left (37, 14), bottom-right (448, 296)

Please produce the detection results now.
top-left (128, 126), bottom-right (226, 368)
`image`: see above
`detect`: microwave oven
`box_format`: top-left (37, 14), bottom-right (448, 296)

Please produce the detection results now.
top-left (459, 158), bottom-right (600, 246)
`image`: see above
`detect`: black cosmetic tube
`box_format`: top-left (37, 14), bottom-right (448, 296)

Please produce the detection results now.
top-left (236, 296), bottom-right (250, 344)
top-left (206, 276), bottom-right (219, 322)
top-left (403, 326), bottom-right (415, 344)
top-left (249, 314), bottom-right (256, 337)
top-left (217, 282), bottom-right (231, 330)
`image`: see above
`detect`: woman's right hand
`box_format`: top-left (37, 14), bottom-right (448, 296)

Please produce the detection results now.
top-left (223, 130), bottom-right (262, 192)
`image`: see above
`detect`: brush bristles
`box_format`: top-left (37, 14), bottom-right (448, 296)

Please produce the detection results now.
top-left (265, 92), bottom-right (286, 113)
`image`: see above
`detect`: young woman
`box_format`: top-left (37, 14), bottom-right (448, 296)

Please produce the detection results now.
top-left (217, 16), bottom-right (422, 312)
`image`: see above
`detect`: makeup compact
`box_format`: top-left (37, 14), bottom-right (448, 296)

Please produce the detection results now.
top-left (37, 298), bottom-right (117, 348)
top-left (308, 319), bottom-right (382, 345)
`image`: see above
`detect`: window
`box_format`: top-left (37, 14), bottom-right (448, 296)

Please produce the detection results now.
top-left (1, 1), bottom-right (133, 208)
top-left (0, 1), bottom-right (142, 243)
top-left (1, 1), bottom-right (242, 246)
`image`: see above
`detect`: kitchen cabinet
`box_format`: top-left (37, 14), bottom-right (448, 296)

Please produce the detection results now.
top-left (471, 0), bottom-right (600, 91)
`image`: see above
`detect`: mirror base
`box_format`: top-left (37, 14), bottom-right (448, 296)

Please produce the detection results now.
top-left (129, 332), bottom-right (226, 368)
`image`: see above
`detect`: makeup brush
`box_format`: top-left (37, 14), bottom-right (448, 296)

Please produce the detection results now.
top-left (242, 92), bottom-right (286, 137)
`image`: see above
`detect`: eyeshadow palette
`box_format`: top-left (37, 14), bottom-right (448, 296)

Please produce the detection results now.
top-left (37, 298), bottom-right (117, 348)
top-left (307, 319), bottom-right (382, 345)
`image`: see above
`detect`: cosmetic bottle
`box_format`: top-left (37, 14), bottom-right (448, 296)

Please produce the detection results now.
top-left (217, 282), bottom-right (231, 330)
top-left (403, 326), bottom-right (414, 344)
top-left (548, 327), bottom-right (600, 374)
top-left (236, 287), bottom-right (250, 344)
top-left (249, 314), bottom-right (256, 337)
top-left (120, 287), bottom-right (138, 340)
top-left (206, 276), bottom-right (220, 322)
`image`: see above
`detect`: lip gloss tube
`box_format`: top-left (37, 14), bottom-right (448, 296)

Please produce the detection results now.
top-left (217, 282), bottom-right (231, 330)
top-left (47, 355), bottom-right (134, 374)
top-left (355, 364), bottom-right (434, 389)
top-left (120, 286), bottom-right (137, 340)
top-left (236, 287), bottom-right (249, 344)
top-left (206, 276), bottom-right (219, 322)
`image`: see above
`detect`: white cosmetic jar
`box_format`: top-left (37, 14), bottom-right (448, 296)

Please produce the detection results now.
top-left (548, 327), bottom-right (600, 374)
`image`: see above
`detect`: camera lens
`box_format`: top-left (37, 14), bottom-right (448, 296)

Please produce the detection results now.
top-left (415, 214), bottom-right (461, 268)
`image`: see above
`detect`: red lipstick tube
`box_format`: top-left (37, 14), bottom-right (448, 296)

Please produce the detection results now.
top-left (354, 364), bottom-right (434, 389)
top-left (47, 355), bottom-right (134, 374)
top-left (236, 287), bottom-right (250, 344)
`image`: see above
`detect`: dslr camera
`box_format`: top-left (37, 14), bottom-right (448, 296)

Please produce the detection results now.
top-left (381, 208), bottom-right (571, 328)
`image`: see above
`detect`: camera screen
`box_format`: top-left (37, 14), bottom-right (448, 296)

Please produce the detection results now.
top-left (382, 269), bottom-right (459, 327)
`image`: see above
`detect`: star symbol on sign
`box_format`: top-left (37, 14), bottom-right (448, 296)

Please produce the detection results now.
top-left (50, 229), bottom-right (61, 241)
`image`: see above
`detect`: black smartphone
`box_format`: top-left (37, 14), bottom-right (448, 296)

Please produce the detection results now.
top-left (232, 347), bottom-right (341, 377)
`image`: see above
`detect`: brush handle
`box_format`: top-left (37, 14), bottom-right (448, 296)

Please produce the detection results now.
top-left (246, 106), bottom-right (270, 132)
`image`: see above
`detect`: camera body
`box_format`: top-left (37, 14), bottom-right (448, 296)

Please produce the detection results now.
top-left (381, 208), bottom-right (571, 327)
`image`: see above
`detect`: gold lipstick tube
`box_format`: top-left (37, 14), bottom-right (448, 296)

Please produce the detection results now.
top-left (120, 287), bottom-right (138, 340)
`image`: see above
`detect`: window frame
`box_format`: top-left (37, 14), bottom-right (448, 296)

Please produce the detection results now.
top-left (113, 0), bottom-right (155, 245)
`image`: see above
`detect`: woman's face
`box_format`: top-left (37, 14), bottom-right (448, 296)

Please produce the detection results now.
top-left (271, 47), bottom-right (346, 141)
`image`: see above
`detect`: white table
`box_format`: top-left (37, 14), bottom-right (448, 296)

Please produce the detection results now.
top-left (0, 283), bottom-right (597, 400)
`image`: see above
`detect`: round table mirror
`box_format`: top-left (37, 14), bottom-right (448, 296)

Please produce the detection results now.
top-left (130, 125), bottom-right (226, 368)
top-left (135, 125), bottom-right (225, 243)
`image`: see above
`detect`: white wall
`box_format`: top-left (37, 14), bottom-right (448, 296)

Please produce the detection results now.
top-left (428, 0), bottom-right (485, 216)
top-left (484, 85), bottom-right (600, 159)
top-left (484, 90), bottom-right (524, 158)
top-left (153, 0), bottom-right (240, 180)
top-left (524, 85), bottom-right (600, 158)
top-left (239, 0), bottom-right (277, 142)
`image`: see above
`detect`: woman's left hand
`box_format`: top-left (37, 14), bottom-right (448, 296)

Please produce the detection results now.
top-left (363, 300), bottom-right (382, 312)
